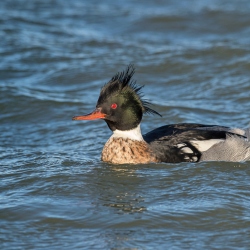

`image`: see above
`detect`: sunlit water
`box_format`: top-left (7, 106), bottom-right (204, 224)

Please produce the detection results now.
top-left (1, 0), bottom-right (250, 249)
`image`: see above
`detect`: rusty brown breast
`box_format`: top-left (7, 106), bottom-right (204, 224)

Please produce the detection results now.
top-left (101, 137), bottom-right (159, 164)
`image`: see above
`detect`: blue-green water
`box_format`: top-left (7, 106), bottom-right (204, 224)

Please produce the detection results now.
top-left (1, 0), bottom-right (250, 249)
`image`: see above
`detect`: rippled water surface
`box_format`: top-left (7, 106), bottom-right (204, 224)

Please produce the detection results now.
top-left (1, 0), bottom-right (250, 249)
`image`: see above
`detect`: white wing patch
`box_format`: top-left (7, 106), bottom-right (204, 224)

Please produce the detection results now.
top-left (189, 139), bottom-right (224, 152)
top-left (177, 139), bottom-right (224, 162)
top-left (177, 145), bottom-right (193, 154)
top-left (176, 143), bottom-right (198, 162)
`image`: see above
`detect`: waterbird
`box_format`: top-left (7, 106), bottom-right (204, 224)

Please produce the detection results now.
top-left (72, 65), bottom-right (250, 164)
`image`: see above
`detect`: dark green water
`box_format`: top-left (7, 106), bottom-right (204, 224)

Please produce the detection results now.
top-left (1, 0), bottom-right (250, 249)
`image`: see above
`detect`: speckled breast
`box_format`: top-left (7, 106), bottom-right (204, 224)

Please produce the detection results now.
top-left (101, 137), bottom-right (159, 164)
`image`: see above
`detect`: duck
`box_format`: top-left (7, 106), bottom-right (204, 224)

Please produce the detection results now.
top-left (72, 65), bottom-right (250, 164)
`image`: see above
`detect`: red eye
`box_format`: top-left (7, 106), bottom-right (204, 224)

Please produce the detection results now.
top-left (111, 103), bottom-right (117, 109)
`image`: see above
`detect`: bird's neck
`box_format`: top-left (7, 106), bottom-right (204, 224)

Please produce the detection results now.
top-left (110, 124), bottom-right (144, 141)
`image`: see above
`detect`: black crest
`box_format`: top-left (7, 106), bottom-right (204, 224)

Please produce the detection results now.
top-left (97, 65), bottom-right (161, 117)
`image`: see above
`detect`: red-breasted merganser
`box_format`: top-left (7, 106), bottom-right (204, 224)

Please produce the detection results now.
top-left (72, 65), bottom-right (250, 164)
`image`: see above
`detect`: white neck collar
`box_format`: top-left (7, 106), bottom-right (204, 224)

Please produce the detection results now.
top-left (111, 124), bottom-right (144, 141)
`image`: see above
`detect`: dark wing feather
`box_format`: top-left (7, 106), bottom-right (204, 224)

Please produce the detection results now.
top-left (143, 123), bottom-right (245, 163)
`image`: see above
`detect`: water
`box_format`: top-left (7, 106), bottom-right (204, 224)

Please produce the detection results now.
top-left (1, 0), bottom-right (250, 249)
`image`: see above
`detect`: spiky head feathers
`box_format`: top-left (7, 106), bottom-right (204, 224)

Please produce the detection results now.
top-left (96, 65), bottom-right (161, 131)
